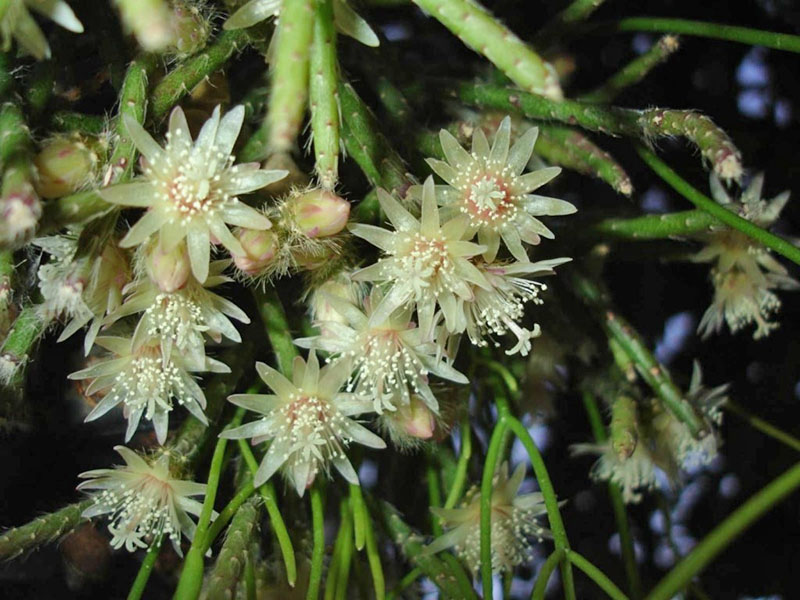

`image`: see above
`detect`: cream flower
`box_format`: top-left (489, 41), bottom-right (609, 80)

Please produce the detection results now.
top-left (111, 259), bottom-right (249, 364)
top-left (694, 174), bottom-right (798, 339)
top-left (99, 105), bottom-right (287, 283)
top-left (1, 0), bottom-right (83, 60)
top-left (349, 177), bottom-right (490, 334)
top-left (220, 351), bottom-right (386, 496)
top-left (458, 258), bottom-right (570, 356)
top-left (425, 463), bottom-right (549, 573)
top-left (571, 441), bottom-right (658, 504)
top-left (295, 288), bottom-right (468, 413)
top-left (422, 117), bottom-right (576, 262)
top-left (78, 446), bottom-right (208, 553)
top-left (70, 336), bottom-right (228, 444)
top-left (223, 0), bottom-right (379, 47)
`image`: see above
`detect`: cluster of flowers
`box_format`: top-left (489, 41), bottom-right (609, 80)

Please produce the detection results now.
top-left (26, 103), bottom-right (570, 570)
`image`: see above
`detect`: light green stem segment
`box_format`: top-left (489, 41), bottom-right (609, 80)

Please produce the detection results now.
top-left (443, 417), bottom-right (472, 509)
top-left (646, 460), bottom-right (800, 600)
top-left (593, 209), bottom-right (718, 240)
top-left (581, 35), bottom-right (680, 103)
top-left (238, 439), bottom-right (297, 586)
top-left (455, 82), bottom-right (741, 180)
top-left (615, 17), bottom-right (800, 53)
top-left (534, 0), bottom-right (606, 48)
top-left (268, 0), bottom-right (314, 152)
top-left (204, 480), bottom-right (257, 550)
top-left (637, 146), bottom-right (800, 267)
top-left (0, 100), bottom-right (39, 244)
top-left (724, 402), bottom-right (800, 453)
top-left (325, 500), bottom-right (354, 600)
top-left (1, 306), bottom-right (43, 377)
top-left (480, 418), bottom-right (508, 599)
top-left (350, 486), bottom-right (385, 600)
top-left (254, 286), bottom-right (300, 374)
top-left (582, 391), bottom-right (643, 600)
top-left (206, 497), bottom-right (260, 599)
top-left (531, 548), bottom-right (564, 599)
top-left (610, 395), bottom-right (639, 460)
top-left (126, 536), bottom-right (162, 600)
top-left (151, 29), bottom-right (249, 119)
top-left (412, 0), bottom-right (562, 99)
top-left (568, 550), bottom-right (630, 600)
top-left (536, 125), bottom-right (632, 195)
top-left (307, 485), bottom-right (325, 600)
top-left (310, 0), bottom-right (340, 189)
top-left (111, 54), bottom-right (158, 182)
top-left (0, 499), bottom-right (93, 560)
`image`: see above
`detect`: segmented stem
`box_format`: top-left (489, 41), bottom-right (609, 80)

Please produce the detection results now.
top-left (413, 0), bottom-right (562, 99)
top-left (206, 497), bottom-right (260, 599)
top-left (0, 500), bottom-right (92, 560)
top-left (0, 100), bottom-right (40, 246)
top-left (310, 0), bottom-right (340, 189)
top-left (267, 0), bottom-right (314, 152)
top-left (593, 209), bottom-right (718, 240)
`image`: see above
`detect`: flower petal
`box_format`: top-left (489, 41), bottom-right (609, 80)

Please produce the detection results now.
top-left (186, 226), bottom-right (211, 283)
top-left (508, 126), bottom-right (539, 175)
top-left (99, 182), bottom-right (157, 207)
top-left (489, 116), bottom-right (511, 165)
top-left (122, 114), bottom-right (164, 162)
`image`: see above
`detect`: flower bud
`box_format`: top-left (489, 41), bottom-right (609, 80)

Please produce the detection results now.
top-left (169, 1), bottom-right (210, 58)
top-left (145, 241), bottom-right (191, 292)
top-left (233, 228), bottom-right (278, 276)
top-left (0, 187), bottom-right (41, 247)
top-left (392, 396), bottom-right (436, 440)
top-left (34, 136), bottom-right (98, 199)
top-left (115, 0), bottom-right (176, 52)
top-left (289, 189), bottom-right (350, 238)
top-left (309, 276), bottom-right (361, 324)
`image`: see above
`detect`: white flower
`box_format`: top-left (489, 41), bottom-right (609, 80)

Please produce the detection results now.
top-left (425, 463), bottom-right (549, 573)
top-left (458, 258), bottom-right (570, 356)
top-left (296, 288), bottom-right (468, 413)
top-left (694, 174), bottom-right (798, 339)
top-left (220, 351), bottom-right (386, 495)
top-left (98, 105), bottom-right (287, 283)
top-left (1, 0), bottom-right (83, 60)
top-left (223, 0), bottom-right (379, 47)
top-left (571, 441), bottom-right (658, 504)
top-left (112, 259), bottom-right (249, 364)
top-left (69, 336), bottom-right (229, 444)
top-left (78, 446), bottom-right (208, 553)
top-left (349, 177), bottom-right (490, 334)
top-left (422, 117), bottom-right (576, 262)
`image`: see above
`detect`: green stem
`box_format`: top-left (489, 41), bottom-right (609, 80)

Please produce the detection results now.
top-left (0, 306), bottom-right (44, 386)
top-left (592, 209), bottom-right (718, 240)
top-left (387, 567), bottom-right (422, 600)
top-left (453, 82), bottom-right (741, 180)
top-left (580, 35), bottom-right (680, 103)
top-left (0, 500), bottom-right (92, 560)
top-left (310, 0), bottom-right (340, 188)
top-left (637, 146), bottom-right (800, 266)
top-left (205, 497), bottom-right (260, 599)
top-left (536, 125), bottom-right (632, 195)
top-left (534, 0), bottom-right (606, 47)
top-left (325, 500), bottom-right (352, 600)
top-left (479, 418), bottom-right (508, 598)
top-left (238, 439), bottom-right (297, 586)
top-left (267, 0), bottom-right (314, 152)
top-left (426, 463), bottom-right (443, 536)
top-left (412, 0), bottom-right (561, 99)
top-left (126, 537), bottom-right (162, 600)
top-left (646, 461), bottom-right (800, 600)
top-left (253, 286), bottom-right (300, 374)
top-left (307, 485), bottom-right (325, 600)
top-left (150, 29), bottom-right (249, 120)
top-left (531, 548), bottom-right (565, 600)
top-left (204, 480), bottom-right (257, 552)
top-left (334, 510), bottom-right (356, 600)
top-left (360, 494), bottom-right (386, 600)
top-left (568, 550), bottom-right (630, 600)
top-left (724, 401), bottom-right (800, 453)
top-left (582, 391), bottom-right (642, 599)
top-left (49, 111), bottom-right (106, 135)
top-left (350, 483), bottom-right (367, 550)
top-left (615, 17), bottom-right (800, 53)
top-left (443, 417), bottom-right (472, 509)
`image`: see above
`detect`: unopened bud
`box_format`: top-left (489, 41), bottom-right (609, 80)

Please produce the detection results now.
top-left (114, 0), bottom-right (176, 52)
top-left (145, 241), bottom-right (191, 292)
top-left (309, 276), bottom-right (360, 324)
top-left (0, 187), bottom-right (42, 247)
top-left (34, 136), bottom-right (98, 199)
top-left (393, 396), bottom-right (436, 440)
top-left (169, 1), bottom-right (210, 57)
top-left (233, 228), bottom-right (278, 276)
top-left (289, 189), bottom-right (350, 238)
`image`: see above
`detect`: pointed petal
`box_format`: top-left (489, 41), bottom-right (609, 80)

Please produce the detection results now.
top-left (439, 129), bottom-right (472, 169)
top-left (472, 127), bottom-right (490, 158)
top-left (517, 168), bottom-right (562, 193)
top-left (122, 114), bottom-right (164, 162)
top-left (332, 0), bottom-right (379, 46)
top-left (216, 106), bottom-right (245, 158)
top-left (119, 210), bottom-right (164, 247)
top-left (186, 226), bottom-right (210, 283)
top-left (99, 182), bottom-right (157, 207)
top-left (256, 362), bottom-right (296, 397)
top-left (420, 177), bottom-right (440, 237)
top-left (224, 0), bottom-right (281, 30)
top-left (508, 126), bottom-right (539, 174)
top-left (377, 188), bottom-right (417, 231)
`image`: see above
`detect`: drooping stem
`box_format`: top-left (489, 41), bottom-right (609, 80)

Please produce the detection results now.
top-left (479, 418), bottom-right (508, 599)
top-left (0, 499), bottom-right (93, 560)
top-left (126, 536), bottom-right (162, 600)
top-left (412, 0), bottom-right (562, 99)
top-left (267, 0), bottom-right (314, 153)
top-left (310, 0), bottom-right (340, 189)
top-left (531, 548), bottom-right (565, 600)
top-left (350, 487), bottom-right (385, 600)
top-left (453, 82), bottom-right (742, 180)
top-left (203, 479), bottom-right (257, 551)
top-left (614, 17), bottom-right (800, 53)
top-left (646, 460), bottom-right (800, 600)
top-left (637, 146), bottom-right (800, 266)
top-left (580, 35), bottom-right (681, 103)
top-left (443, 416), bottom-right (472, 509)
top-left (568, 549), bottom-right (630, 600)
top-left (150, 29), bottom-right (249, 120)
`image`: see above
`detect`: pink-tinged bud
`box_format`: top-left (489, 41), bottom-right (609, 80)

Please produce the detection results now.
top-left (169, 1), bottom-right (210, 57)
top-left (233, 228), bottom-right (278, 276)
top-left (145, 241), bottom-right (191, 292)
top-left (289, 189), bottom-right (350, 238)
top-left (34, 136), bottom-right (98, 199)
top-left (0, 188), bottom-right (42, 247)
top-left (393, 397), bottom-right (436, 440)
